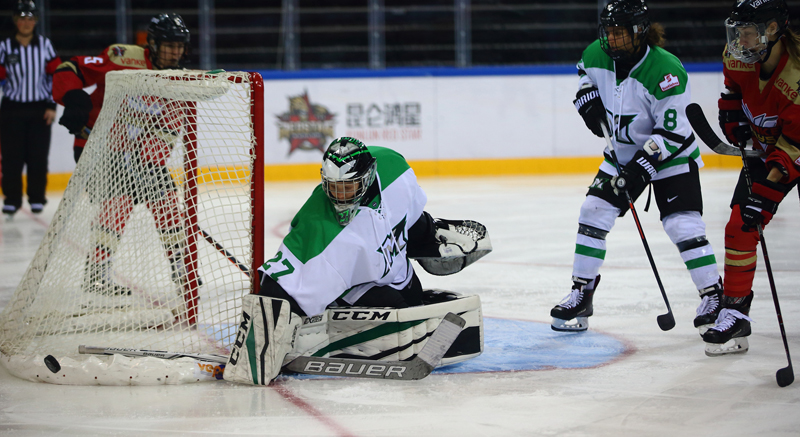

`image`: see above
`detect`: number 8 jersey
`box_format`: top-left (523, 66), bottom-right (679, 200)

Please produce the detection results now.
top-left (577, 40), bottom-right (703, 179)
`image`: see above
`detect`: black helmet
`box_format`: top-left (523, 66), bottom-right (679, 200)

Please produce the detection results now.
top-left (598, 0), bottom-right (650, 62)
top-left (320, 137), bottom-right (377, 226)
top-left (147, 13), bottom-right (190, 68)
top-left (729, 0), bottom-right (790, 33)
top-left (725, 0), bottom-right (790, 63)
top-left (14, 0), bottom-right (38, 18)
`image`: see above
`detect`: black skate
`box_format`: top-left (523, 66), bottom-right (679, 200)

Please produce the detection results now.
top-left (84, 260), bottom-right (132, 296)
top-left (550, 275), bottom-right (600, 332)
top-left (694, 279), bottom-right (723, 334)
top-left (702, 292), bottom-right (753, 357)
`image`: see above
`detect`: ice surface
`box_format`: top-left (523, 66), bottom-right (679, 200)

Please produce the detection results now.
top-left (1, 170), bottom-right (798, 436)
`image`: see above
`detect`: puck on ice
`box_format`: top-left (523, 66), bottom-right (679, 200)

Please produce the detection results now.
top-left (44, 355), bottom-right (61, 373)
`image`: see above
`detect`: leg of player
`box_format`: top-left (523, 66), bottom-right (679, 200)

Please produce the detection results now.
top-left (223, 295), bottom-right (302, 385)
top-left (702, 206), bottom-right (761, 356)
top-left (84, 196), bottom-right (135, 296)
top-left (551, 195), bottom-right (617, 332)
top-left (661, 211), bottom-right (722, 334)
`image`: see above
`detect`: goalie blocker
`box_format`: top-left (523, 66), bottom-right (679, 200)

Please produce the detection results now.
top-left (223, 293), bottom-right (483, 385)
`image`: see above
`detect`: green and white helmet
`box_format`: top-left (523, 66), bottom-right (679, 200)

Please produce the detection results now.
top-left (320, 137), bottom-right (377, 226)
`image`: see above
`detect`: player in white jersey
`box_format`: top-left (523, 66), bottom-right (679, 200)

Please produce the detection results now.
top-left (550, 0), bottom-right (722, 334)
top-left (222, 137), bottom-right (491, 384)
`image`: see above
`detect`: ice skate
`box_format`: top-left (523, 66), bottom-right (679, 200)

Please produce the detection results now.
top-left (3, 205), bottom-right (17, 221)
top-left (702, 292), bottom-right (753, 357)
top-left (83, 260), bottom-right (132, 296)
top-left (551, 275), bottom-right (600, 332)
top-left (694, 279), bottom-right (723, 334)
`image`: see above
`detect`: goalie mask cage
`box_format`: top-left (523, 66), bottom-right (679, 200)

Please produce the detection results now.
top-left (0, 70), bottom-right (264, 385)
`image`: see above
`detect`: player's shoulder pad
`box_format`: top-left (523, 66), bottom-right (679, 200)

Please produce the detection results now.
top-left (578, 40), bottom-right (614, 73)
top-left (369, 146), bottom-right (412, 188)
top-left (284, 186), bottom-right (346, 264)
top-left (55, 59), bottom-right (80, 75)
top-left (631, 46), bottom-right (688, 99)
top-left (105, 44), bottom-right (149, 69)
top-left (773, 56), bottom-right (800, 105)
top-left (722, 44), bottom-right (757, 73)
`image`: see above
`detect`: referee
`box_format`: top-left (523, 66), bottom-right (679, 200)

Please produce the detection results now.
top-left (0, 1), bottom-right (59, 217)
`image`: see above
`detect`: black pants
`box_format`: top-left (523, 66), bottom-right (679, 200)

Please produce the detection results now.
top-left (0, 98), bottom-right (52, 208)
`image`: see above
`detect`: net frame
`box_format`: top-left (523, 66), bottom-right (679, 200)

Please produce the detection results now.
top-left (0, 70), bottom-right (264, 385)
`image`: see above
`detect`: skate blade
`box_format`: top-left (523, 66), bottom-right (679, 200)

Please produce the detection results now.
top-left (704, 337), bottom-right (749, 357)
top-left (551, 317), bottom-right (589, 332)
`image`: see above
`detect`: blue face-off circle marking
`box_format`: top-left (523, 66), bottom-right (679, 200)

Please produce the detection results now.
top-left (282, 317), bottom-right (632, 380)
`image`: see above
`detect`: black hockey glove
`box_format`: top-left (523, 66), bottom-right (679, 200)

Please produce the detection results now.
top-left (613, 149), bottom-right (659, 199)
top-left (59, 89), bottom-right (92, 138)
top-left (740, 179), bottom-right (787, 231)
top-left (718, 92), bottom-right (752, 146)
top-left (574, 86), bottom-right (608, 138)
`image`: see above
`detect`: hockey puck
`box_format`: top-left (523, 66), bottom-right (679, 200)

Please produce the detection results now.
top-left (44, 355), bottom-right (61, 373)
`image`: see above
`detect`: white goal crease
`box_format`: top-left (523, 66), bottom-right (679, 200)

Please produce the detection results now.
top-left (0, 70), bottom-right (264, 385)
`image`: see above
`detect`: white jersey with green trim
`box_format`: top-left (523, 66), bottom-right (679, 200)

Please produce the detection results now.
top-left (258, 146), bottom-right (427, 316)
top-left (577, 41), bottom-right (703, 180)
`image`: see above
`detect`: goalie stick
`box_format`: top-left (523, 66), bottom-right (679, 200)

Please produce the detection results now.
top-left (78, 312), bottom-right (466, 381)
top-left (685, 103), bottom-right (793, 387)
top-left (601, 123), bottom-right (675, 331)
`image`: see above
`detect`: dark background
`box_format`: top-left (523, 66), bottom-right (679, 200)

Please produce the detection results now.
top-left (9, 1), bottom-right (798, 71)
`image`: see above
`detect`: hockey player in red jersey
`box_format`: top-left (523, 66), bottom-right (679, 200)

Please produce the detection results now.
top-left (703, 0), bottom-right (800, 356)
top-left (52, 13), bottom-right (192, 297)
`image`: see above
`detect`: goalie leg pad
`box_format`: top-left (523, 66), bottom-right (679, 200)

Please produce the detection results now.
top-left (223, 295), bottom-right (301, 385)
top-left (292, 294), bottom-right (483, 367)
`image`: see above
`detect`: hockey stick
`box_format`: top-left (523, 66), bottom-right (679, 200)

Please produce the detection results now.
top-left (200, 228), bottom-right (251, 277)
top-left (78, 312), bottom-right (466, 381)
top-left (601, 123), bottom-right (675, 331)
top-left (684, 104), bottom-right (764, 158)
top-left (685, 104), bottom-right (794, 387)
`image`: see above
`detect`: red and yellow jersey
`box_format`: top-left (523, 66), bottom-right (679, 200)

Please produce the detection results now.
top-left (53, 44), bottom-right (153, 148)
top-left (722, 40), bottom-right (800, 180)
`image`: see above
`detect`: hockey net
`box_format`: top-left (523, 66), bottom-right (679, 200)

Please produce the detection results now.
top-left (0, 70), bottom-right (264, 385)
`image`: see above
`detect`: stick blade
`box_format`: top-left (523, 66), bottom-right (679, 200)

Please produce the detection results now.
top-left (657, 313), bottom-right (675, 331)
top-left (777, 366), bottom-right (794, 387)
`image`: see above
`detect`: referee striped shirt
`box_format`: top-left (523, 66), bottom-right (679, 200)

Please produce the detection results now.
top-left (0, 34), bottom-right (58, 103)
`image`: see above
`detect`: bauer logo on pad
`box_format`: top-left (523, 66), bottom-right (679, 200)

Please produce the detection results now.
top-left (659, 74), bottom-right (680, 92)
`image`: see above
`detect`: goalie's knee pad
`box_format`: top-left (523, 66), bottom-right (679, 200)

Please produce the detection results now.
top-left (223, 295), bottom-right (302, 385)
top-left (412, 219), bottom-right (492, 276)
top-left (291, 294), bottom-right (483, 367)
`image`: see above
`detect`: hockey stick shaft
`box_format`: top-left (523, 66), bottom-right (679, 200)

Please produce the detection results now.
top-left (200, 229), bottom-right (251, 277)
top-left (78, 313), bottom-right (466, 381)
top-left (79, 345), bottom-right (228, 364)
top-left (735, 145), bottom-right (794, 387)
top-left (600, 123), bottom-right (675, 331)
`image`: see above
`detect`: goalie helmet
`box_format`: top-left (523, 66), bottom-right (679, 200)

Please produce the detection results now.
top-left (598, 0), bottom-right (650, 63)
top-left (147, 13), bottom-right (191, 69)
top-left (14, 0), bottom-right (38, 18)
top-left (320, 137), bottom-right (377, 226)
top-left (725, 0), bottom-right (790, 64)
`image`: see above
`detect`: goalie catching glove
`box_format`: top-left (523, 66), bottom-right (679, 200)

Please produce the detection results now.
top-left (408, 215), bottom-right (492, 276)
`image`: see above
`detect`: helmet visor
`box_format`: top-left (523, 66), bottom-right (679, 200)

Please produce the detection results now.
top-left (725, 19), bottom-right (767, 64)
top-left (320, 161), bottom-right (376, 225)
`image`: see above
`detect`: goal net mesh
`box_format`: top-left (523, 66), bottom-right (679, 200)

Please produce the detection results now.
top-left (0, 70), bottom-right (263, 385)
